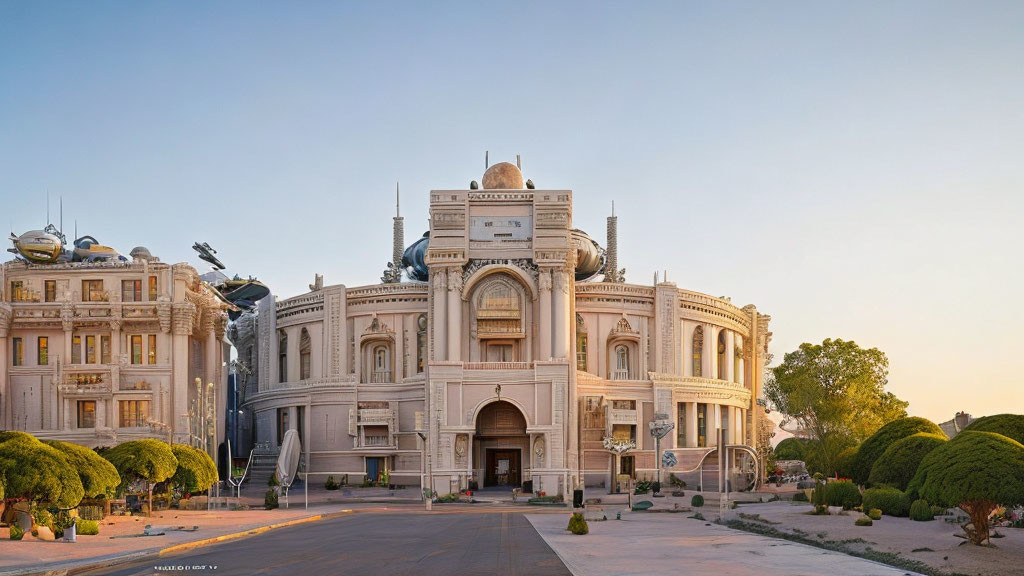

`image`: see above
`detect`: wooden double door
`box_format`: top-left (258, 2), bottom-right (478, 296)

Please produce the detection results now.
top-left (484, 449), bottom-right (521, 488)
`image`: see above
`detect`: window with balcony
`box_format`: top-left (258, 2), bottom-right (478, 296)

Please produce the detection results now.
top-left (10, 281), bottom-right (24, 302)
top-left (44, 280), bottom-right (57, 302)
top-left (473, 274), bottom-right (527, 362)
top-left (77, 401), bottom-right (96, 428)
top-left (72, 335), bottom-right (81, 364)
top-left (612, 344), bottom-right (630, 380)
top-left (299, 328), bottom-right (311, 380)
top-left (83, 280), bottom-right (104, 302)
top-left (371, 344), bottom-right (391, 382)
top-left (692, 326), bottom-right (704, 377)
top-left (697, 403), bottom-right (708, 447)
top-left (12, 337), bottom-right (23, 366)
top-left (278, 331), bottom-right (287, 383)
top-left (148, 276), bottom-right (158, 301)
top-left (122, 280), bottom-right (142, 302)
top-left (130, 335), bottom-right (143, 364)
top-left (37, 336), bottom-right (48, 365)
top-left (485, 340), bottom-right (515, 362)
top-left (119, 400), bottom-right (150, 427)
top-left (148, 334), bottom-right (157, 364)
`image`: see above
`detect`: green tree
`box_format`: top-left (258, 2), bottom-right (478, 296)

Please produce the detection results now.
top-left (170, 444), bottom-right (218, 494)
top-left (867, 432), bottom-right (946, 490)
top-left (774, 438), bottom-right (807, 461)
top-left (909, 431), bottom-right (1024, 545)
top-left (834, 446), bottom-right (858, 479)
top-left (962, 414), bottom-right (1024, 444)
top-left (850, 417), bottom-right (944, 485)
top-left (0, 432), bottom-right (84, 511)
top-left (41, 440), bottom-right (120, 499)
top-left (102, 439), bottom-right (178, 514)
top-left (764, 339), bottom-right (908, 476)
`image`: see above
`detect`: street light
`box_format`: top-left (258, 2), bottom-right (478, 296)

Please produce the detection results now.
top-left (416, 430), bottom-right (432, 510)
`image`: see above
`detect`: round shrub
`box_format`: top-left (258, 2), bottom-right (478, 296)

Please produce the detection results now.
top-left (910, 499), bottom-right (934, 521)
top-left (868, 508), bottom-right (882, 520)
top-left (75, 518), bottom-right (100, 535)
top-left (0, 431), bottom-right (85, 508)
top-left (963, 414), bottom-right (1024, 445)
top-left (567, 512), bottom-right (589, 535)
top-left (861, 486), bottom-right (911, 517)
top-left (908, 431), bottom-right (1024, 545)
top-left (774, 438), bottom-right (808, 461)
top-left (102, 439), bottom-right (178, 494)
top-left (825, 480), bottom-right (861, 510)
top-left (170, 444), bottom-right (218, 494)
top-left (835, 446), bottom-right (858, 479)
top-left (41, 440), bottom-right (120, 499)
top-left (868, 433), bottom-right (947, 491)
top-left (855, 515), bottom-right (873, 526)
top-left (851, 417), bottom-right (944, 485)
top-left (691, 494), bottom-right (704, 507)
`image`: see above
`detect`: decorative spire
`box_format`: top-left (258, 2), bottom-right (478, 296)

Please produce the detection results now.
top-left (382, 181), bottom-right (404, 284)
top-left (604, 201), bottom-right (625, 283)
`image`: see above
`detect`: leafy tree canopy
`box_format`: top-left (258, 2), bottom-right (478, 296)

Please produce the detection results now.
top-left (962, 414), bottom-right (1024, 445)
top-left (868, 432), bottom-right (946, 490)
top-left (170, 444), bottom-right (218, 494)
top-left (102, 439), bottom-right (178, 493)
top-left (764, 338), bottom-right (908, 476)
top-left (0, 432), bottom-right (84, 507)
top-left (909, 431), bottom-right (1024, 545)
top-left (41, 440), bottom-right (120, 499)
top-left (850, 417), bottom-right (944, 485)
top-left (834, 446), bottom-right (858, 479)
top-left (774, 438), bottom-right (808, 461)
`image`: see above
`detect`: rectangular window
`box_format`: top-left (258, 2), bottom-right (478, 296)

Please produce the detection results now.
top-left (44, 280), bottom-right (57, 302)
top-left (148, 276), bottom-right (158, 301)
top-left (83, 280), bottom-right (104, 302)
top-left (101, 335), bottom-right (111, 364)
top-left (576, 334), bottom-right (588, 371)
top-left (612, 424), bottom-right (636, 443)
top-left (72, 335), bottom-right (82, 364)
top-left (86, 335), bottom-right (96, 364)
top-left (677, 403), bottom-right (687, 447)
top-left (148, 334), bottom-right (157, 364)
top-left (697, 403), bottom-right (708, 448)
top-left (77, 401), bottom-right (96, 428)
top-left (10, 281), bottom-right (24, 301)
top-left (37, 336), bottom-right (48, 365)
top-left (131, 335), bottom-right (143, 364)
top-left (611, 399), bottom-right (635, 410)
top-left (121, 280), bottom-right (142, 302)
top-left (119, 400), bottom-right (150, 427)
top-left (12, 337), bottom-right (23, 366)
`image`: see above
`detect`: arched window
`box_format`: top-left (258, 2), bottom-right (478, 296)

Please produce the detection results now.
top-left (692, 326), bottom-right (703, 377)
top-left (372, 345), bottom-right (391, 382)
top-left (575, 313), bottom-right (588, 371)
top-left (278, 330), bottom-right (288, 383)
top-left (299, 328), bottom-right (311, 380)
top-left (613, 344), bottom-right (630, 380)
top-left (416, 314), bottom-right (427, 373)
top-left (473, 274), bottom-right (526, 362)
top-left (717, 330), bottom-right (727, 380)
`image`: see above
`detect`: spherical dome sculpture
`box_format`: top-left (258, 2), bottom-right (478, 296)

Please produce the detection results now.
top-left (481, 162), bottom-right (525, 189)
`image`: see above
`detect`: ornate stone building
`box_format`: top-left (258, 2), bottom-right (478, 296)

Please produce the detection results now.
top-left (0, 254), bottom-right (231, 450)
top-left (239, 160), bottom-right (771, 496)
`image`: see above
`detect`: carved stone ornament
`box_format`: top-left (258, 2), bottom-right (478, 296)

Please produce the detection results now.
top-left (454, 434), bottom-right (468, 458)
top-left (448, 267), bottom-right (464, 293)
top-left (172, 301), bottom-right (196, 336)
top-left (538, 270), bottom-right (552, 291)
top-left (462, 259), bottom-right (539, 286)
top-left (157, 299), bottom-right (172, 333)
top-left (534, 436), bottom-right (545, 460)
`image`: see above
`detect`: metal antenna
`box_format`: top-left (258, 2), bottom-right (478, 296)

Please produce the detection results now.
top-left (60, 196), bottom-right (63, 236)
top-left (47, 190), bottom-right (50, 226)
top-left (396, 181), bottom-right (400, 217)
top-left (485, 150), bottom-right (489, 169)
top-left (516, 154), bottom-right (521, 169)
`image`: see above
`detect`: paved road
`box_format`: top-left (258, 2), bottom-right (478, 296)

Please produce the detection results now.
top-left (80, 511), bottom-right (571, 576)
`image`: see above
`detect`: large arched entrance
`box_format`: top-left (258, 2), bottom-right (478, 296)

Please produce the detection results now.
top-left (473, 401), bottom-right (528, 488)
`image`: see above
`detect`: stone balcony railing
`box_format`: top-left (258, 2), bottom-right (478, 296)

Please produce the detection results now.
top-left (362, 435), bottom-right (392, 448)
top-left (463, 361), bottom-right (534, 371)
top-left (609, 408), bottom-right (638, 425)
top-left (358, 408), bottom-right (394, 425)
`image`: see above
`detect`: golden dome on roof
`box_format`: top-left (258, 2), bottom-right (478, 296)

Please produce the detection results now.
top-left (481, 162), bottom-right (525, 190)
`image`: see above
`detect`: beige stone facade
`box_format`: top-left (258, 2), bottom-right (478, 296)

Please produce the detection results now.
top-left (240, 162), bottom-right (771, 496)
top-left (0, 257), bottom-right (230, 450)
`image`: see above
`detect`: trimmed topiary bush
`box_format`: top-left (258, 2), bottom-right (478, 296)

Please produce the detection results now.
top-left (825, 480), bottom-right (861, 510)
top-left (910, 499), bottom-right (934, 521)
top-left (834, 446), bottom-right (858, 479)
top-left (868, 508), bottom-right (882, 520)
top-left (691, 494), bottom-right (704, 507)
top-left (855, 515), bottom-right (873, 526)
top-left (850, 417), bottom-right (945, 485)
top-left (861, 486), bottom-right (911, 517)
top-left (0, 431), bottom-right (85, 509)
top-left (170, 444), bottom-right (218, 494)
top-left (774, 438), bottom-right (808, 461)
top-left (76, 518), bottom-right (100, 535)
top-left (908, 430), bottom-right (1024, 545)
top-left (41, 440), bottom-right (120, 499)
top-left (567, 512), bottom-right (589, 535)
top-left (811, 480), bottom-right (828, 514)
top-left (962, 414), bottom-right (1024, 445)
top-left (868, 432), bottom-right (946, 491)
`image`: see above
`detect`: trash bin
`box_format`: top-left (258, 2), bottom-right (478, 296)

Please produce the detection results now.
top-left (522, 480), bottom-right (533, 494)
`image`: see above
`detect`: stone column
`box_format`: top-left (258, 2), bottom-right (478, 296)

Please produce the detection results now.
top-left (447, 268), bottom-right (462, 362)
top-left (171, 302), bottom-right (194, 443)
top-left (687, 402), bottom-right (698, 448)
top-left (725, 331), bottom-right (735, 383)
top-left (736, 335), bottom-right (745, 385)
top-left (110, 318), bottom-right (122, 364)
top-left (551, 270), bottom-right (569, 360)
top-left (432, 269), bottom-right (447, 361)
top-left (538, 270), bottom-right (552, 360)
top-left (708, 327), bottom-right (718, 379)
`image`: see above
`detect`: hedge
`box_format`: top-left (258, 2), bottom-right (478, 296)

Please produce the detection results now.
top-left (850, 417), bottom-right (944, 485)
top-left (868, 432), bottom-right (947, 491)
top-left (825, 480), bottom-right (861, 510)
top-left (962, 414), bottom-right (1024, 445)
top-left (861, 486), bottom-right (910, 517)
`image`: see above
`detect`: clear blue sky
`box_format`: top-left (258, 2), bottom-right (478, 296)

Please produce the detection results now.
top-left (2, 1), bottom-right (1022, 422)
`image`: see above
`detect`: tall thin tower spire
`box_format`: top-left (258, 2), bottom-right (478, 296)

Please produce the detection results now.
top-left (392, 181), bottom-right (404, 269)
top-left (604, 201), bottom-right (623, 283)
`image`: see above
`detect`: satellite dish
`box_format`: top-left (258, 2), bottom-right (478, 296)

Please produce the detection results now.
top-left (276, 429), bottom-right (301, 487)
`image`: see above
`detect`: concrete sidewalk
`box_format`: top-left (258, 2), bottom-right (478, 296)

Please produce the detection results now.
top-left (526, 512), bottom-right (923, 576)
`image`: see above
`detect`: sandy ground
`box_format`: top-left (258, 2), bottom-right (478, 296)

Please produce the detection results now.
top-left (733, 501), bottom-right (1024, 576)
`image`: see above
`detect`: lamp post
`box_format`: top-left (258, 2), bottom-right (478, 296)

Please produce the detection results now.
top-left (416, 430), bottom-right (431, 510)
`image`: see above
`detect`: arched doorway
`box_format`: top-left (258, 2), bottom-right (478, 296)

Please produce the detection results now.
top-left (473, 401), bottom-right (528, 488)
